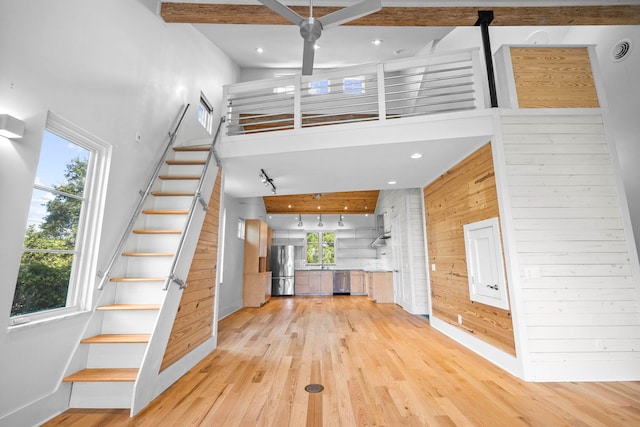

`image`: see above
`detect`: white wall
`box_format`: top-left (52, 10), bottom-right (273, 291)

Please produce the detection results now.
top-left (500, 113), bottom-right (640, 381)
top-left (0, 0), bottom-right (238, 424)
top-left (218, 196), bottom-right (267, 319)
top-left (376, 189), bottom-right (429, 314)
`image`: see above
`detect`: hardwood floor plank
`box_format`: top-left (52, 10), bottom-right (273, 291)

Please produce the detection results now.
top-left (44, 297), bottom-right (640, 426)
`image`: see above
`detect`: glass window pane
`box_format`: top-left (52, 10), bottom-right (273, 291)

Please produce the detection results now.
top-left (12, 251), bottom-right (73, 316)
top-left (24, 191), bottom-right (82, 249)
top-left (36, 131), bottom-right (89, 196)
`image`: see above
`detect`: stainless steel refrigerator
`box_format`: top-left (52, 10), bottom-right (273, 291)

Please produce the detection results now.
top-left (269, 245), bottom-right (295, 296)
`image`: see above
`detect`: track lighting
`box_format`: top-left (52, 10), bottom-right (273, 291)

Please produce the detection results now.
top-left (297, 214), bottom-right (303, 228)
top-left (338, 214), bottom-right (344, 227)
top-left (317, 214), bottom-right (323, 227)
top-left (259, 168), bottom-right (276, 195)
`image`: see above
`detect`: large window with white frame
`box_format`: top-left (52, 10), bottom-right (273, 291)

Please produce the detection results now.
top-left (306, 231), bottom-right (335, 265)
top-left (10, 113), bottom-right (110, 325)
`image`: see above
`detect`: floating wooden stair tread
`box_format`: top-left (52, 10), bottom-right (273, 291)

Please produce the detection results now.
top-left (110, 277), bottom-right (164, 282)
top-left (166, 159), bottom-right (206, 165)
top-left (151, 191), bottom-right (195, 197)
top-left (132, 229), bottom-right (182, 234)
top-left (63, 368), bottom-right (138, 382)
top-left (96, 304), bottom-right (161, 310)
top-left (121, 252), bottom-right (174, 257)
top-left (173, 146), bottom-right (210, 152)
top-left (142, 209), bottom-right (189, 215)
top-left (158, 175), bottom-right (201, 180)
top-left (81, 334), bottom-right (151, 344)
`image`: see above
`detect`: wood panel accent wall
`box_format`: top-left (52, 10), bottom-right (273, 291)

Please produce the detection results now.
top-left (510, 47), bottom-right (599, 109)
top-left (161, 169), bottom-right (221, 371)
top-left (501, 114), bottom-right (639, 378)
top-left (423, 144), bottom-right (516, 355)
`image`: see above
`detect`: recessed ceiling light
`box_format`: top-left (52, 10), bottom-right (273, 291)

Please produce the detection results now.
top-left (256, 47), bottom-right (264, 54)
top-left (372, 39), bottom-right (383, 46)
top-left (411, 152), bottom-right (422, 159)
top-left (388, 181), bottom-right (397, 185)
top-left (288, 204), bottom-right (292, 208)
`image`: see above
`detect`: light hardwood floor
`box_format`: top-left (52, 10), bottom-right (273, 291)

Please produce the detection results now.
top-left (45, 297), bottom-right (640, 426)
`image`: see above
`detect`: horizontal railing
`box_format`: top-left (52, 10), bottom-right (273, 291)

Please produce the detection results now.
top-left (223, 48), bottom-right (486, 136)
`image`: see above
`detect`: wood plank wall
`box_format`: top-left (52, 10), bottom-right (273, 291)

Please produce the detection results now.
top-left (501, 115), bottom-right (639, 377)
top-left (511, 47), bottom-right (599, 109)
top-left (161, 169), bottom-right (222, 371)
top-left (423, 144), bottom-right (516, 355)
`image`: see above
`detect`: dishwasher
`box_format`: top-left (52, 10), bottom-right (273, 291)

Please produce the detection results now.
top-left (333, 270), bottom-right (350, 295)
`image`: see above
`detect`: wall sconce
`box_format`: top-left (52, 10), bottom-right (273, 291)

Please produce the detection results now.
top-left (0, 114), bottom-right (25, 139)
top-left (338, 214), bottom-right (344, 227)
top-left (259, 168), bottom-right (276, 195)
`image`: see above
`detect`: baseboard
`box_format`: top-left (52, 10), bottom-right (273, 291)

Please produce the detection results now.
top-left (0, 383), bottom-right (71, 427)
top-left (527, 359), bottom-right (640, 382)
top-left (430, 316), bottom-right (523, 379)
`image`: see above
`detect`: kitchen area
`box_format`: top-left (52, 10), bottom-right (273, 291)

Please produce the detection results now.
top-left (243, 208), bottom-right (395, 307)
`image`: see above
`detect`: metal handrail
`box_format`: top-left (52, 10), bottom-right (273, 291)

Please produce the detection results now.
top-left (97, 104), bottom-right (190, 290)
top-left (162, 116), bottom-right (225, 291)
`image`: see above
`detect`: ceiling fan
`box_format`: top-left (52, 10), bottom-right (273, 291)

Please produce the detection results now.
top-left (257, 0), bottom-right (382, 75)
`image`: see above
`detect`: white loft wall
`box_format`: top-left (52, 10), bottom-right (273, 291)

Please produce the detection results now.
top-left (0, 0), bottom-right (238, 425)
top-left (500, 113), bottom-right (640, 381)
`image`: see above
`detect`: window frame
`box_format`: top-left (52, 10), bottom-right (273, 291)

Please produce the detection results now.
top-left (343, 76), bottom-right (366, 95)
top-left (9, 113), bottom-right (111, 327)
top-left (198, 92), bottom-right (214, 135)
top-left (308, 79), bottom-right (330, 95)
top-left (306, 231), bottom-right (335, 265)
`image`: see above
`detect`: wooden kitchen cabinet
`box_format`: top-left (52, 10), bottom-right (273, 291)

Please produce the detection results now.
top-left (294, 270), bottom-right (332, 295)
top-left (243, 272), bottom-right (272, 307)
top-left (349, 270), bottom-right (366, 295)
top-left (243, 219), bottom-right (271, 307)
top-left (369, 272), bottom-right (394, 303)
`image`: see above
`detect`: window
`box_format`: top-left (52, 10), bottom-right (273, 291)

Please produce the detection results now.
top-left (10, 114), bottom-right (109, 324)
top-left (237, 218), bottom-right (245, 239)
top-left (306, 232), bottom-right (335, 265)
top-left (343, 77), bottom-right (365, 95)
top-left (308, 79), bottom-right (330, 95)
top-left (198, 93), bottom-right (214, 134)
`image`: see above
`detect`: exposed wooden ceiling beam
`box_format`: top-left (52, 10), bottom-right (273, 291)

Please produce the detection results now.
top-left (161, 3), bottom-right (640, 26)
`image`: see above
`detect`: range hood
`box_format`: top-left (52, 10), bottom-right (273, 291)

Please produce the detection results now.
top-left (369, 232), bottom-right (390, 247)
top-left (369, 214), bottom-right (390, 247)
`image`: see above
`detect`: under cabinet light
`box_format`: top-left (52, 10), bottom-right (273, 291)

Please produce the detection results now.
top-left (0, 114), bottom-right (25, 139)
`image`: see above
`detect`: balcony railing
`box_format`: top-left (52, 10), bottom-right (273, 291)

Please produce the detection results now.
top-left (223, 48), bottom-right (486, 137)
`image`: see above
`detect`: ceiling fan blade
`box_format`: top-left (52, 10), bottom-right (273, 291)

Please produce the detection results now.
top-left (302, 39), bottom-right (315, 75)
top-left (257, 0), bottom-right (305, 26)
top-left (317, 0), bottom-right (381, 29)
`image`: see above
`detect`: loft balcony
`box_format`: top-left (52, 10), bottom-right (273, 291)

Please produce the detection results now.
top-left (221, 48), bottom-right (489, 140)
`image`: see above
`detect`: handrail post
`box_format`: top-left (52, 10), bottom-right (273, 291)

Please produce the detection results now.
top-left (97, 104), bottom-right (190, 290)
top-left (376, 63), bottom-right (386, 122)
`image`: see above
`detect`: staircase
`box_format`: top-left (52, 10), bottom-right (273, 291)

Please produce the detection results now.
top-left (62, 108), bottom-right (217, 409)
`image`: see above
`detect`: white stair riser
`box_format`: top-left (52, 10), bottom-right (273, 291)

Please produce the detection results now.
top-left (69, 382), bottom-right (134, 408)
top-left (160, 179), bottom-right (199, 193)
top-left (167, 164), bottom-right (205, 175)
top-left (173, 151), bottom-right (209, 161)
top-left (153, 197), bottom-right (193, 210)
top-left (129, 234), bottom-right (182, 252)
top-left (124, 257), bottom-right (173, 277)
top-left (114, 282), bottom-right (165, 305)
top-left (100, 311), bottom-right (158, 334)
top-left (86, 344), bottom-right (146, 368)
top-left (141, 215), bottom-right (188, 230)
